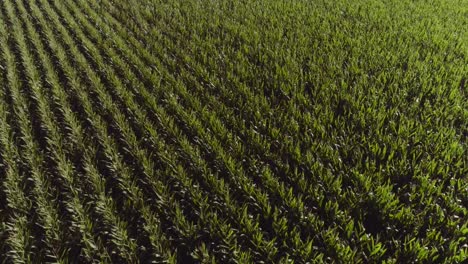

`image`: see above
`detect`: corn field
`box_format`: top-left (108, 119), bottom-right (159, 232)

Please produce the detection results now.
top-left (0, 0), bottom-right (467, 263)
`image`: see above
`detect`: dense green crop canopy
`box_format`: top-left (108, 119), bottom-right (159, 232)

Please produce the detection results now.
top-left (0, 0), bottom-right (467, 263)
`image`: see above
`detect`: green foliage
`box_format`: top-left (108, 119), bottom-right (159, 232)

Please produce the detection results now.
top-left (0, 0), bottom-right (466, 262)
